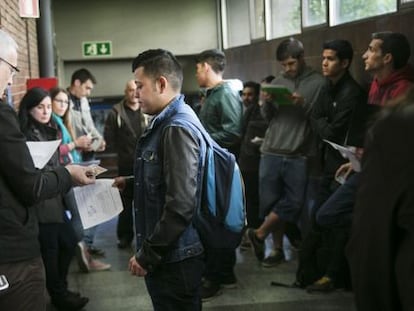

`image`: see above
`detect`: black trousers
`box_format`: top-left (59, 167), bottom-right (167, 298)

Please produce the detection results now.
top-left (117, 183), bottom-right (134, 243)
top-left (38, 219), bottom-right (77, 299)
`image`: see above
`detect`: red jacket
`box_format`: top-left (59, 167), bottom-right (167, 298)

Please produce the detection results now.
top-left (368, 65), bottom-right (414, 106)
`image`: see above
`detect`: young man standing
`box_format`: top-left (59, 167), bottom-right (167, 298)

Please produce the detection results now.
top-left (303, 40), bottom-right (366, 293)
top-left (247, 38), bottom-right (326, 267)
top-left (123, 49), bottom-right (205, 310)
top-left (195, 49), bottom-right (243, 299)
top-left (67, 68), bottom-right (111, 272)
top-left (104, 79), bottom-right (148, 249)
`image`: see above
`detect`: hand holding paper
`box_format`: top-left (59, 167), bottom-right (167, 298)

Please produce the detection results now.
top-left (324, 140), bottom-right (361, 172)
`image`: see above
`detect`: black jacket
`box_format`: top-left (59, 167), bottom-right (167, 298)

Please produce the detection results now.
top-left (311, 72), bottom-right (367, 174)
top-left (0, 103), bottom-right (72, 264)
top-left (104, 100), bottom-right (147, 175)
top-left (23, 120), bottom-right (67, 224)
top-left (238, 103), bottom-right (268, 173)
top-left (347, 103), bottom-right (414, 311)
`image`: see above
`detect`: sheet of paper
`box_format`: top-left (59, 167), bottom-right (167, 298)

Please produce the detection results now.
top-left (26, 139), bottom-right (61, 169)
top-left (73, 179), bottom-right (123, 229)
top-left (323, 140), bottom-right (361, 172)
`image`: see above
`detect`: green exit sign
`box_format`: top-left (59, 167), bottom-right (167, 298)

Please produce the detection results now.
top-left (82, 41), bottom-right (112, 57)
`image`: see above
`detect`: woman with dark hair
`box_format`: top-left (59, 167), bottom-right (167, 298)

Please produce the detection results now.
top-left (18, 87), bottom-right (89, 311)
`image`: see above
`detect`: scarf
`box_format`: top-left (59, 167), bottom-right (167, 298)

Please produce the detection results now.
top-left (52, 113), bottom-right (82, 164)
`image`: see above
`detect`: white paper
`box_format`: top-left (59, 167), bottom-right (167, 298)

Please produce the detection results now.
top-left (73, 179), bottom-right (123, 229)
top-left (323, 140), bottom-right (361, 172)
top-left (26, 140), bottom-right (61, 169)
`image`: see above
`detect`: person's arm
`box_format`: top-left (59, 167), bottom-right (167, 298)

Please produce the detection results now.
top-left (0, 105), bottom-right (73, 205)
top-left (103, 109), bottom-right (117, 152)
top-left (312, 92), bottom-right (360, 142)
top-left (135, 126), bottom-right (200, 271)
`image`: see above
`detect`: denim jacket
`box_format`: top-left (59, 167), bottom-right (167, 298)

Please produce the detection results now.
top-left (134, 95), bottom-right (204, 272)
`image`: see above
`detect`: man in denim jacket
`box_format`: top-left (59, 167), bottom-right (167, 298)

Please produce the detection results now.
top-left (115, 49), bottom-right (205, 311)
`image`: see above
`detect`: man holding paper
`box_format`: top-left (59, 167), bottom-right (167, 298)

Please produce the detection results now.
top-left (0, 29), bottom-right (95, 311)
top-left (247, 38), bottom-right (326, 267)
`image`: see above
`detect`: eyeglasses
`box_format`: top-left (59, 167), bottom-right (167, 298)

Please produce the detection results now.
top-left (53, 99), bottom-right (69, 106)
top-left (0, 57), bottom-right (20, 77)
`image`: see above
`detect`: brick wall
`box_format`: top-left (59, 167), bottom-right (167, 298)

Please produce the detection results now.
top-left (0, 0), bottom-right (39, 106)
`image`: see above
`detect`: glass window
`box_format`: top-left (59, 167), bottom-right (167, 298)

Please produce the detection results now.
top-left (329, 0), bottom-right (397, 26)
top-left (249, 0), bottom-right (266, 40)
top-left (302, 0), bottom-right (327, 27)
top-left (265, 0), bottom-right (301, 40)
top-left (221, 0), bottom-right (250, 48)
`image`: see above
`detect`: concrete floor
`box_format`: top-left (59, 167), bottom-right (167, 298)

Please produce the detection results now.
top-left (64, 218), bottom-right (357, 311)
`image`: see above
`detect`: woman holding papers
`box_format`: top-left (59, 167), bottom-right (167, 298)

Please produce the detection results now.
top-left (50, 87), bottom-right (112, 273)
top-left (18, 87), bottom-right (89, 311)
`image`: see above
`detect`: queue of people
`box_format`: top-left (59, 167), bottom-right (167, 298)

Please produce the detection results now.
top-left (1, 26), bottom-right (414, 311)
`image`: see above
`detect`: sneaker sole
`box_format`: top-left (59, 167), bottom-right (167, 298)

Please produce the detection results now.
top-left (221, 283), bottom-right (237, 289)
top-left (262, 259), bottom-right (285, 268)
top-left (201, 289), bottom-right (223, 302)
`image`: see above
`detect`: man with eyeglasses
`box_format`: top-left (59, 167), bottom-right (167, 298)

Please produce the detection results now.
top-left (0, 29), bottom-right (95, 311)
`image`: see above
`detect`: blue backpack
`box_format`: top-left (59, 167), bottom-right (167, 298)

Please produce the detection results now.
top-left (181, 118), bottom-right (246, 249)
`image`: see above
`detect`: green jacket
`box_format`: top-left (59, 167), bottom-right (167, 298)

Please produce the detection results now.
top-left (199, 82), bottom-right (242, 153)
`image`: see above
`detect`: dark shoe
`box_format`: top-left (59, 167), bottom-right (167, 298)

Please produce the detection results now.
top-left (65, 289), bottom-right (80, 298)
top-left (201, 280), bottom-right (222, 301)
top-left (52, 293), bottom-right (89, 310)
top-left (306, 276), bottom-right (335, 293)
top-left (246, 228), bottom-right (265, 261)
top-left (117, 239), bottom-right (131, 249)
top-left (239, 233), bottom-right (251, 251)
top-left (220, 274), bottom-right (238, 289)
top-left (261, 248), bottom-right (285, 268)
top-left (88, 246), bottom-right (105, 257)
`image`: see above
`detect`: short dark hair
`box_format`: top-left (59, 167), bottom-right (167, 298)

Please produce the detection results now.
top-left (195, 49), bottom-right (226, 73)
top-left (372, 32), bottom-right (411, 70)
top-left (132, 49), bottom-right (183, 92)
top-left (261, 75), bottom-right (275, 84)
top-left (243, 81), bottom-right (260, 97)
top-left (276, 38), bottom-right (304, 61)
top-left (322, 39), bottom-right (354, 68)
top-left (70, 68), bottom-right (97, 85)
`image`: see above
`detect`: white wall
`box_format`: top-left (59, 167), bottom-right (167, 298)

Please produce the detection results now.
top-left (53, 0), bottom-right (219, 96)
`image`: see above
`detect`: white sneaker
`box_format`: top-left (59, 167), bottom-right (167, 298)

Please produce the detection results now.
top-left (76, 242), bottom-right (90, 273)
top-left (89, 259), bottom-right (111, 272)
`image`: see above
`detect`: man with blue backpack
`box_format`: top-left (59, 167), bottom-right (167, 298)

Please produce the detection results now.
top-left (195, 49), bottom-right (244, 300)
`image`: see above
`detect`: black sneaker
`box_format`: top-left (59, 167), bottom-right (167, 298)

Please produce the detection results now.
top-left (220, 274), bottom-right (237, 289)
top-left (246, 228), bottom-right (265, 261)
top-left (88, 246), bottom-right (106, 257)
top-left (261, 248), bottom-right (285, 268)
top-left (201, 280), bottom-right (222, 301)
top-left (306, 276), bottom-right (335, 293)
top-left (52, 293), bottom-right (89, 310)
top-left (117, 239), bottom-right (131, 249)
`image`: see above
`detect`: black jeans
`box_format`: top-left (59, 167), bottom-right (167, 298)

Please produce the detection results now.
top-left (204, 248), bottom-right (236, 285)
top-left (0, 257), bottom-right (46, 311)
top-left (117, 183), bottom-right (134, 243)
top-left (145, 255), bottom-right (204, 311)
top-left (38, 219), bottom-right (77, 299)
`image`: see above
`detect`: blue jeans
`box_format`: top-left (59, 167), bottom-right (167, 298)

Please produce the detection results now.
top-left (316, 173), bottom-right (360, 227)
top-left (144, 255), bottom-right (204, 311)
top-left (65, 188), bottom-right (97, 247)
top-left (259, 154), bottom-right (307, 223)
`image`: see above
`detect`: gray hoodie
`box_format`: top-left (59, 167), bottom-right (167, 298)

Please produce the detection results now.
top-left (260, 66), bottom-right (326, 156)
